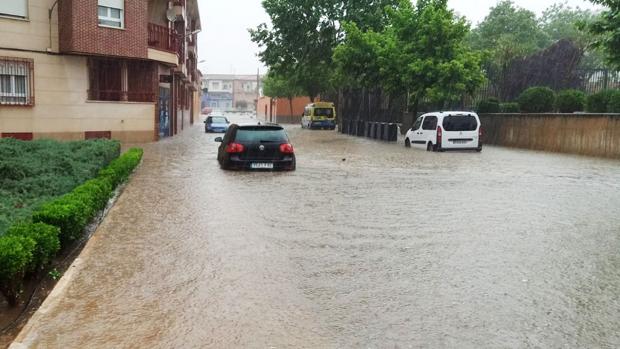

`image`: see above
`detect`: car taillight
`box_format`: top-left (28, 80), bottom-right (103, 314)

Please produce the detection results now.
top-left (225, 143), bottom-right (245, 153)
top-left (436, 126), bottom-right (443, 145)
top-left (280, 143), bottom-right (295, 154)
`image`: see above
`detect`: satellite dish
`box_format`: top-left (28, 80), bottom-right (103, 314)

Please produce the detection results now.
top-left (166, 8), bottom-right (178, 22)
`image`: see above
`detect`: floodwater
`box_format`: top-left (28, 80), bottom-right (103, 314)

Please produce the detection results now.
top-left (11, 114), bottom-right (620, 348)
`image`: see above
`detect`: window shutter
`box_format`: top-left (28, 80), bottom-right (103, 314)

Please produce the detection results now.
top-left (98, 0), bottom-right (124, 10)
top-left (0, 0), bottom-right (28, 18)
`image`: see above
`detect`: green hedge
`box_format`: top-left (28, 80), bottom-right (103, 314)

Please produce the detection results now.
top-left (0, 235), bottom-right (35, 306)
top-left (33, 148), bottom-right (142, 245)
top-left (556, 89), bottom-right (586, 113)
top-left (7, 223), bottom-right (60, 270)
top-left (585, 90), bottom-right (620, 113)
top-left (500, 103), bottom-right (520, 113)
top-left (518, 87), bottom-right (556, 113)
top-left (0, 139), bottom-right (120, 235)
top-left (607, 90), bottom-right (620, 113)
top-left (99, 148), bottom-right (144, 187)
top-left (476, 98), bottom-right (500, 113)
top-left (1, 148), bottom-right (142, 306)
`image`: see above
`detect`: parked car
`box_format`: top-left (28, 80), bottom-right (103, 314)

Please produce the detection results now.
top-left (204, 116), bottom-right (230, 133)
top-left (405, 112), bottom-right (482, 152)
top-left (301, 102), bottom-right (337, 130)
top-left (215, 124), bottom-right (296, 171)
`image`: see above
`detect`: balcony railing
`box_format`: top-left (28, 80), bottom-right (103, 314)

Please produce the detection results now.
top-left (148, 23), bottom-right (179, 54)
top-left (88, 90), bottom-right (155, 103)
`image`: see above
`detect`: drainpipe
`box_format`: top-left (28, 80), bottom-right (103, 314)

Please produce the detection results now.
top-left (48, 0), bottom-right (60, 52)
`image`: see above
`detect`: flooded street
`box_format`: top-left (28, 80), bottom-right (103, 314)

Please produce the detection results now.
top-left (12, 114), bottom-right (620, 349)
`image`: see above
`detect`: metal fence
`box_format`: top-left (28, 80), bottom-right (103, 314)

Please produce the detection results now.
top-left (469, 69), bottom-right (620, 107)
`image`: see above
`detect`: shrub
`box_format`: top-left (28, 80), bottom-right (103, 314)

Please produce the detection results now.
top-left (32, 148), bottom-right (142, 246)
top-left (476, 98), bottom-right (500, 113)
top-left (518, 87), bottom-right (556, 113)
top-left (586, 90), bottom-right (618, 113)
top-left (71, 178), bottom-right (113, 212)
top-left (0, 235), bottom-right (35, 306)
top-left (607, 90), bottom-right (620, 113)
top-left (7, 223), bottom-right (60, 270)
top-left (500, 103), bottom-right (520, 113)
top-left (556, 89), bottom-right (586, 113)
top-left (0, 138), bottom-right (121, 235)
top-left (99, 148), bottom-right (144, 187)
top-left (32, 195), bottom-right (91, 245)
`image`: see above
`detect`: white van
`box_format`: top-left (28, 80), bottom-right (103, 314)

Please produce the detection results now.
top-left (405, 112), bottom-right (482, 152)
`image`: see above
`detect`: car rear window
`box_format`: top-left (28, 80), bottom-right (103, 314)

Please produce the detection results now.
top-left (442, 115), bottom-right (478, 131)
top-left (234, 127), bottom-right (288, 143)
top-left (211, 117), bottom-right (227, 123)
top-left (314, 108), bottom-right (334, 117)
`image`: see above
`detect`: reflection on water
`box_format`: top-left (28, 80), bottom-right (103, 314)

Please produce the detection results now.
top-left (12, 114), bottom-right (620, 348)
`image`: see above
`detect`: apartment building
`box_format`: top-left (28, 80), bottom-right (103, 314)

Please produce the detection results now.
top-left (202, 74), bottom-right (261, 112)
top-left (0, 0), bottom-right (202, 142)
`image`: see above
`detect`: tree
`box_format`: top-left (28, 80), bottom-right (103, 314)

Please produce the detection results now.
top-left (262, 72), bottom-right (302, 118)
top-left (540, 2), bottom-right (605, 70)
top-left (540, 3), bottom-right (596, 46)
top-left (469, 1), bottom-right (549, 54)
top-left (250, 0), bottom-right (400, 100)
top-left (384, 0), bottom-right (484, 112)
top-left (583, 0), bottom-right (620, 69)
top-left (468, 1), bottom-right (549, 98)
top-left (334, 0), bottom-right (484, 122)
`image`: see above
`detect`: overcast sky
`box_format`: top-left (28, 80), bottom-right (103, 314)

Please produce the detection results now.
top-left (197, 0), bottom-right (601, 75)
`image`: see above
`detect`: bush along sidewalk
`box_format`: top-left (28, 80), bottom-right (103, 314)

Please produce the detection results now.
top-left (0, 148), bottom-right (143, 306)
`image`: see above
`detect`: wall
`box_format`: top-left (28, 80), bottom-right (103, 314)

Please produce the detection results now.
top-left (0, 49), bottom-right (156, 142)
top-left (480, 113), bottom-right (620, 159)
top-left (233, 79), bottom-right (258, 110)
top-left (59, 0), bottom-right (148, 58)
top-left (257, 96), bottom-right (314, 124)
top-left (0, 0), bottom-right (59, 52)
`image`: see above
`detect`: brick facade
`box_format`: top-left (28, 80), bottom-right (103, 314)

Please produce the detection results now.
top-left (59, 0), bottom-right (148, 59)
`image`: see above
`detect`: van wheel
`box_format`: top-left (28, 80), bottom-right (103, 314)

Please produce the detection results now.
top-left (405, 138), bottom-right (411, 148)
top-left (476, 147), bottom-right (483, 153)
top-left (427, 143), bottom-right (433, 151)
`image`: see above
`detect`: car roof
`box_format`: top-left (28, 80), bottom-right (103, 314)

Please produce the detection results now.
top-left (307, 102), bottom-right (334, 108)
top-left (422, 111), bottom-right (478, 117)
top-left (233, 123), bottom-right (284, 130)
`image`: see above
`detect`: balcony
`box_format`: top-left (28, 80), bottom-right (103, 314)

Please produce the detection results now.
top-left (148, 23), bottom-right (179, 54)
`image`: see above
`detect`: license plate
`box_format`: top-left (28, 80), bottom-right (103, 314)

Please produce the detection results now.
top-left (251, 163), bottom-right (274, 169)
top-left (452, 140), bottom-right (468, 144)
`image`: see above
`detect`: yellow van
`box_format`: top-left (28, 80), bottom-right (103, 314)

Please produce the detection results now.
top-left (301, 102), bottom-right (337, 130)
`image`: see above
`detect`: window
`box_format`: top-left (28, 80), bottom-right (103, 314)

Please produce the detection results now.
top-left (0, 57), bottom-right (34, 106)
top-left (314, 108), bottom-right (334, 117)
top-left (422, 115), bottom-right (438, 130)
top-left (412, 117), bottom-right (423, 131)
top-left (442, 115), bottom-right (478, 131)
top-left (0, 0), bottom-right (28, 19)
top-left (211, 81), bottom-right (221, 90)
top-left (98, 0), bottom-right (124, 28)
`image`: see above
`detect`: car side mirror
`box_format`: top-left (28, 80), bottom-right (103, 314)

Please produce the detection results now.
top-left (204, 120), bottom-right (208, 123)
top-left (214, 137), bottom-right (223, 143)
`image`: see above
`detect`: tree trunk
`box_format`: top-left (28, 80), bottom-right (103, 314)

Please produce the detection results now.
top-left (288, 97), bottom-right (294, 123)
top-left (411, 97), bottom-right (419, 130)
top-left (1, 286), bottom-right (20, 307)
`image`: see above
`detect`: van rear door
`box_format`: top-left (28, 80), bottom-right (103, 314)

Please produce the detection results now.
top-left (441, 114), bottom-right (479, 149)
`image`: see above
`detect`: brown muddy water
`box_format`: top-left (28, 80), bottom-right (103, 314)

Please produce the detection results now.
top-left (10, 114), bottom-right (620, 348)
